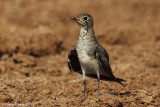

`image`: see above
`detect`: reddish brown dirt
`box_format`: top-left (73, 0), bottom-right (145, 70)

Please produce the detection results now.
top-left (0, 0), bottom-right (160, 106)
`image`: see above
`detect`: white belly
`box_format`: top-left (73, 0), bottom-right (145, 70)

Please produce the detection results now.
top-left (78, 51), bottom-right (99, 75)
top-left (78, 51), bottom-right (109, 77)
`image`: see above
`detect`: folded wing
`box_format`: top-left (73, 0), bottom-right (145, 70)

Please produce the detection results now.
top-left (68, 49), bottom-right (82, 74)
top-left (95, 45), bottom-right (125, 85)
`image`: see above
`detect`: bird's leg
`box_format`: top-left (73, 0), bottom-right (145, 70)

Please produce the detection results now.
top-left (96, 73), bottom-right (100, 97)
top-left (82, 68), bottom-right (86, 99)
top-left (83, 77), bottom-right (86, 99)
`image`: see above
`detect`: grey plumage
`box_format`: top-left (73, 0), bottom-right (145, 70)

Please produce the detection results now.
top-left (68, 13), bottom-right (125, 98)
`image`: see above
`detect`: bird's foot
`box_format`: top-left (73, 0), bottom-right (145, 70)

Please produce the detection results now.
top-left (95, 94), bottom-right (100, 98)
top-left (83, 95), bottom-right (86, 99)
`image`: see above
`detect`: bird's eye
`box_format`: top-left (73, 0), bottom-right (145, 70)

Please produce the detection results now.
top-left (83, 17), bottom-right (88, 20)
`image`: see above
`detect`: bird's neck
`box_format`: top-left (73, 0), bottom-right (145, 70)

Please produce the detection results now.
top-left (79, 27), bottom-right (95, 38)
top-left (76, 27), bottom-right (97, 53)
top-left (77, 27), bottom-right (97, 46)
top-left (79, 27), bottom-right (88, 36)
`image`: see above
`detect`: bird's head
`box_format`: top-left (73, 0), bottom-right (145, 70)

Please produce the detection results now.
top-left (71, 13), bottom-right (94, 28)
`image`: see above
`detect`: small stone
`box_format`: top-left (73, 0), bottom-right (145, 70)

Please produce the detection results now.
top-left (42, 89), bottom-right (51, 95)
top-left (130, 102), bottom-right (136, 106)
top-left (139, 92), bottom-right (146, 97)
top-left (91, 100), bottom-right (95, 103)
top-left (127, 96), bottom-right (135, 102)
top-left (142, 96), bottom-right (153, 103)
top-left (107, 99), bottom-right (114, 105)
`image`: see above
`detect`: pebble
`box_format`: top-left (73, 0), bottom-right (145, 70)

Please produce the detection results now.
top-left (142, 96), bottom-right (153, 103)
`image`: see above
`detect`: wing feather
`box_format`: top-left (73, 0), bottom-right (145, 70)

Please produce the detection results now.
top-left (95, 46), bottom-right (115, 78)
top-left (68, 49), bottom-right (81, 73)
top-left (95, 45), bottom-right (125, 85)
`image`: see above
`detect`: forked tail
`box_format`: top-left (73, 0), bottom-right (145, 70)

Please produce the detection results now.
top-left (100, 76), bottom-right (126, 85)
top-left (114, 78), bottom-right (126, 85)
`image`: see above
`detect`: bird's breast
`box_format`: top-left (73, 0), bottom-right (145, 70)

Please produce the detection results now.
top-left (77, 51), bottom-right (110, 77)
top-left (78, 51), bottom-right (92, 63)
top-left (78, 51), bottom-right (99, 75)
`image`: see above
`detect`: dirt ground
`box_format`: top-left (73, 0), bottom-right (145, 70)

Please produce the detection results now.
top-left (0, 0), bottom-right (160, 106)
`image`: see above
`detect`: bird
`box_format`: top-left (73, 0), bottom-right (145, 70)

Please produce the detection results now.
top-left (68, 13), bottom-right (126, 99)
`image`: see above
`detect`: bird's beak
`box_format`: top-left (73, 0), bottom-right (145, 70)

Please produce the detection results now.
top-left (71, 17), bottom-right (81, 21)
top-left (71, 17), bottom-right (76, 20)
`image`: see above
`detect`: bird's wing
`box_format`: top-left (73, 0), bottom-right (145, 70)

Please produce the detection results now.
top-left (95, 45), bottom-right (125, 85)
top-left (95, 45), bottom-right (115, 78)
top-left (68, 49), bottom-right (82, 74)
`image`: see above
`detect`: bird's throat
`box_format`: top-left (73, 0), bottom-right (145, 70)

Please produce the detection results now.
top-left (79, 27), bottom-right (88, 37)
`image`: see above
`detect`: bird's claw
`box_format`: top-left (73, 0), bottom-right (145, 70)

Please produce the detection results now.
top-left (95, 94), bottom-right (100, 98)
top-left (83, 95), bottom-right (86, 99)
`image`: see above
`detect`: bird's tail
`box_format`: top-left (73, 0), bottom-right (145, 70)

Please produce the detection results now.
top-left (100, 76), bottom-right (126, 85)
top-left (114, 78), bottom-right (126, 85)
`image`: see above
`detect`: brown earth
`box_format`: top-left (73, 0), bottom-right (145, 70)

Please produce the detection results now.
top-left (0, 0), bottom-right (160, 106)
